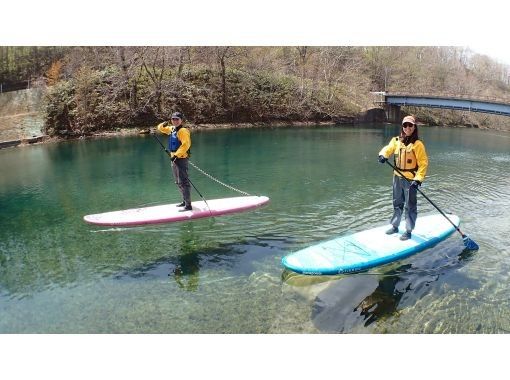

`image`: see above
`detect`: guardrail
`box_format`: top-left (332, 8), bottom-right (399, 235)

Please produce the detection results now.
top-left (383, 92), bottom-right (510, 105)
top-left (378, 92), bottom-right (510, 117)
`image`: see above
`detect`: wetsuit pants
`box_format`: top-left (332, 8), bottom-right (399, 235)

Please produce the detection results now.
top-left (172, 157), bottom-right (191, 207)
top-left (390, 175), bottom-right (418, 233)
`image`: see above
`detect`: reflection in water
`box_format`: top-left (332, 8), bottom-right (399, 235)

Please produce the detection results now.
top-left (111, 233), bottom-right (282, 295)
top-left (173, 263), bottom-right (199, 291)
top-left (312, 276), bottom-right (379, 332)
top-left (311, 244), bottom-right (479, 333)
top-left (107, 223), bottom-right (205, 292)
top-left (172, 225), bottom-right (201, 292)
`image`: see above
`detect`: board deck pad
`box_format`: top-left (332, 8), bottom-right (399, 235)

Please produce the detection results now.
top-left (84, 196), bottom-right (269, 227)
top-left (282, 213), bottom-right (460, 275)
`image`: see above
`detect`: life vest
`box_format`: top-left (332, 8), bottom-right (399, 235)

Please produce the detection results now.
top-left (393, 137), bottom-right (418, 175)
top-left (168, 126), bottom-right (182, 152)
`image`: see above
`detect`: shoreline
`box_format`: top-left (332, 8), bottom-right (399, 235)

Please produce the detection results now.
top-left (1, 120), bottom-right (343, 149)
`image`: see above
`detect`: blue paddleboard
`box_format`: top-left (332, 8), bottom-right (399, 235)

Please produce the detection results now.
top-left (282, 213), bottom-right (460, 275)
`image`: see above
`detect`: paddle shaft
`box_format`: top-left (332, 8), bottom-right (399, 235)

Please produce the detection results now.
top-left (385, 160), bottom-right (469, 239)
top-left (151, 132), bottom-right (211, 212)
top-left (151, 131), bottom-right (170, 156)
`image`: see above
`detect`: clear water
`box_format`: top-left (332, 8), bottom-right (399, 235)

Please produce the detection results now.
top-left (1, 124), bottom-right (509, 333)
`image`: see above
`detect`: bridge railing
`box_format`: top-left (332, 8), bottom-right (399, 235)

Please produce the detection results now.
top-left (384, 92), bottom-right (510, 105)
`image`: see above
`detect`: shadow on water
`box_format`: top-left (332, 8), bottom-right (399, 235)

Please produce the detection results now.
top-left (304, 241), bottom-right (479, 333)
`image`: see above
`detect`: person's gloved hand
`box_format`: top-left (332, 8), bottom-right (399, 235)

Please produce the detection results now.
top-left (378, 155), bottom-right (387, 164)
top-left (171, 155), bottom-right (177, 162)
top-left (410, 180), bottom-right (421, 189)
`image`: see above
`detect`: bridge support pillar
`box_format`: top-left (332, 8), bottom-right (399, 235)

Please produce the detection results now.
top-left (385, 104), bottom-right (401, 123)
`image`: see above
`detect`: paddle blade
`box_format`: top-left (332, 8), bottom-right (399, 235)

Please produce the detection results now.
top-left (462, 235), bottom-right (479, 250)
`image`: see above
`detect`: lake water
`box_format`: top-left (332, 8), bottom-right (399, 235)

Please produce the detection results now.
top-left (1, 124), bottom-right (509, 333)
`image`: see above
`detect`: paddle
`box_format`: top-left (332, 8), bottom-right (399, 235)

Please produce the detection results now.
top-left (384, 160), bottom-right (479, 250)
top-left (151, 130), bottom-right (212, 213)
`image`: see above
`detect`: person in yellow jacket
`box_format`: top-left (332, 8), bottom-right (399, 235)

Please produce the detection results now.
top-left (156, 112), bottom-right (192, 211)
top-left (378, 115), bottom-right (428, 241)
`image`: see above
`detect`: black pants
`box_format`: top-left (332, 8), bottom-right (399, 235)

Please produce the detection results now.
top-left (390, 175), bottom-right (418, 233)
top-left (172, 158), bottom-right (191, 207)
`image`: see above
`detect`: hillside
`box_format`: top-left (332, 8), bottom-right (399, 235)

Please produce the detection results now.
top-left (2, 46), bottom-right (510, 137)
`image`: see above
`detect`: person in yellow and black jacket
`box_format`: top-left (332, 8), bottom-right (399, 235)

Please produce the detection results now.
top-left (378, 115), bottom-right (428, 241)
top-left (156, 112), bottom-right (192, 211)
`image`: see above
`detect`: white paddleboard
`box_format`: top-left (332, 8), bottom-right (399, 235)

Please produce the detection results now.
top-left (282, 213), bottom-right (460, 275)
top-left (84, 195), bottom-right (270, 227)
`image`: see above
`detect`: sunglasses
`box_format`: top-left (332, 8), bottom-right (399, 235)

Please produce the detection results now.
top-left (171, 117), bottom-right (181, 120)
top-left (403, 123), bottom-right (415, 128)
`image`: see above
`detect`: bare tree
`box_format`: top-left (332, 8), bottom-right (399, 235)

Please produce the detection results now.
top-left (296, 46), bottom-right (313, 96)
top-left (214, 46), bottom-right (244, 108)
top-left (139, 47), bottom-right (167, 114)
top-left (111, 46), bottom-right (141, 111)
top-left (215, 46), bottom-right (231, 107)
top-left (318, 47), bottom-right (357, 100)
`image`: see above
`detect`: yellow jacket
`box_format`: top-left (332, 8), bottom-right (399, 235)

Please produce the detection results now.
top-left (157, 122), bottom-right (191, 159)
top-left (379, 137), bottom-right (428, 182)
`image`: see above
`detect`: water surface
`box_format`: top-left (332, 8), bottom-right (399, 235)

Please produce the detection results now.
top-left (1, 124), bottom-right (509, 333)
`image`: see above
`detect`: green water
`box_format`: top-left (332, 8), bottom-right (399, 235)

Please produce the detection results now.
top-left (1, 124), bottom-right (509, 333)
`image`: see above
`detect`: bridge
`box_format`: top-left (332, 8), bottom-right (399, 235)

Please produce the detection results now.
top-left (373, 92), bottom-right (510, 123)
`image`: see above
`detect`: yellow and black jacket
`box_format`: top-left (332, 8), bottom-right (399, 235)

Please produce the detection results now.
top-left (379, 136), bottom-right (428, 182)
top-left (157, 122), bottom-right (191, 159)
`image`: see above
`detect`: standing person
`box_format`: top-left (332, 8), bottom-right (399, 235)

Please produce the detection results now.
top-left (156, 112), bottom-right (192, 211)
top-left (378, 115), bottom-right (428, 241)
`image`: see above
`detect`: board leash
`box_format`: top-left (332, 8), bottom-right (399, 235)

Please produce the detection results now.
top-left (151, 129), bottom-right (252, 196)
top-left (189, 161), bottom-right (251, 196)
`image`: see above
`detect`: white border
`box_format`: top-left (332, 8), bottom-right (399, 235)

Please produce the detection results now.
top-left (2, 1), bottom-right (508, 50)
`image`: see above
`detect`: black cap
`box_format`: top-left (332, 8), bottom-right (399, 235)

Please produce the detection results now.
top-left (171, 112), bottom-right (184, 120)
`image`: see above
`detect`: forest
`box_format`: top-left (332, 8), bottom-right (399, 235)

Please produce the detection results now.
top-left (2, 46), bottom-right (510, 135)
